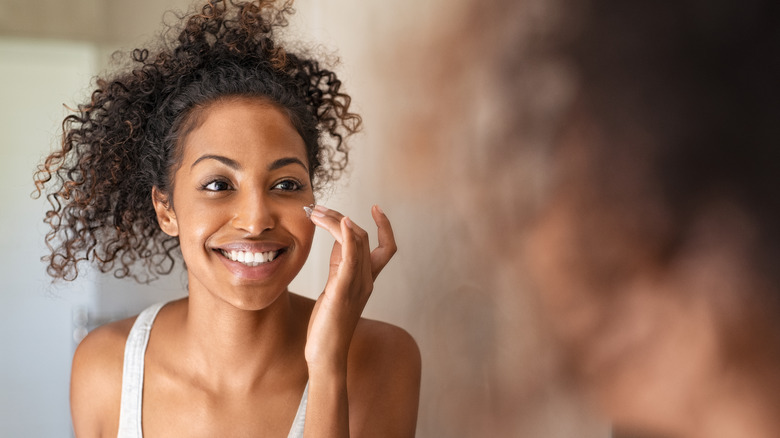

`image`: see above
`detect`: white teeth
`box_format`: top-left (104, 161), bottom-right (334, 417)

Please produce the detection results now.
top-left (220, 249), bottom-right (280, 266)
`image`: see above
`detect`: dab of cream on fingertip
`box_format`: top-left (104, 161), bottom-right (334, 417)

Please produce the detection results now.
top-left (303, 204), bottom-right (315, 218)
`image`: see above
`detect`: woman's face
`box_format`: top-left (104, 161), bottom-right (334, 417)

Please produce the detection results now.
top-left (154, 97), bottom-right (316, 310)
top-left (523, 118), bottom-right (729, 436)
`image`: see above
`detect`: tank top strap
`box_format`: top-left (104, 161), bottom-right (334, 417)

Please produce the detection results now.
top-left (117, 302), bottom-right (166, 438)
top-left (287, 381), bottom-right (309, 438)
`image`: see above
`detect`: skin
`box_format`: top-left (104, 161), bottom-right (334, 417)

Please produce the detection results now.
top-left (70, 98), bottom-right (421, 437)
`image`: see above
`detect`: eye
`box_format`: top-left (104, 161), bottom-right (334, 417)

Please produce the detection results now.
top-left (273, 179), bottom-right (303, 191)
top-left (202, 179), bottom-right (232, 192)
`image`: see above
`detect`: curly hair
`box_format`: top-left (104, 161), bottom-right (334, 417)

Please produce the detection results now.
top-left (33, 0), bottom-right (362, 282)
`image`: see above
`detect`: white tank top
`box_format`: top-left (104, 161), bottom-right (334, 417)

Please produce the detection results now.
top-left (116, 302), bottom-right (308, 438)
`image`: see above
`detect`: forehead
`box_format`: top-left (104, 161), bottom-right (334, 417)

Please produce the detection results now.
top-left (179, 98), bottom-right (308, 167)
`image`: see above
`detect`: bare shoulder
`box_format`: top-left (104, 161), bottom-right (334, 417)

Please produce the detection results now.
top-left (71, 316), bottom-right (136, 438)
top-left (351, 317), bottom-right (421, 374)
top-left (288, 293), bottom-right (421, 435)
top-left (348, 318), bottom-right (421, 437)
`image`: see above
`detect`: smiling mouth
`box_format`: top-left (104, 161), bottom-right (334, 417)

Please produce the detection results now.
top-left (219, 249), bottom-right (283, 267)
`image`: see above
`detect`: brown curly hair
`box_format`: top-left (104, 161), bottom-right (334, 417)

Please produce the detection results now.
top-left (33, 0), bottom-right (361, 282)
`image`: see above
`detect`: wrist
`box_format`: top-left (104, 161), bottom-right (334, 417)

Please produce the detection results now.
top-left (302, 365), bottom-right (350, 438)
top-left (307, 359), bottom-right (348, 383)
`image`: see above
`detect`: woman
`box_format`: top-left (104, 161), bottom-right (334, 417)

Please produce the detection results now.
top-left (34, 1), bottom-right (420, 437)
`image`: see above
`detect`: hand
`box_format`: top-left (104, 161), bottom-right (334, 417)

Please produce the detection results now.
top-left (305, 204), bottom-right (397, 374)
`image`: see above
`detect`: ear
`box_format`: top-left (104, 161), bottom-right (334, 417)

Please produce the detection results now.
top-left (151, 186), bottom-right (179, 237)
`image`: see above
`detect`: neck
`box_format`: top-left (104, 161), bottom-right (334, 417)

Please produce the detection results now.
top-left (172, 288), bottom-right (307, 391)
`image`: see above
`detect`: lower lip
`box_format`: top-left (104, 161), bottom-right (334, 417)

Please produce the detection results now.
top-left (216, 250), bottom-right (286, 281)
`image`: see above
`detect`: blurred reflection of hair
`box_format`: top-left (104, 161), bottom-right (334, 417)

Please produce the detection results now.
top-left (401, 0), bottom-right (780, 436)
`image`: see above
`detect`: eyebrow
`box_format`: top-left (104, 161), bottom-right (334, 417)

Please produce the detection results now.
top-left (191, 154), bottom-right (241, 170)
top-left (269, 157), bottom-right (308, 173)
top-left (190, 154), bottom-right (308, 173)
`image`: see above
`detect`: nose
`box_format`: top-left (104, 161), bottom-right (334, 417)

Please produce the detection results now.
top-left (230, 189), bottom-right (275, 235)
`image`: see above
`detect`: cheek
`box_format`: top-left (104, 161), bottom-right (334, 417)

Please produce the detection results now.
top-left (287, 207), bottom-right (316, 250)
top-left (170, 198), bottom-right (224, 251)
top-left (175, 219), bottom-right (212, 263)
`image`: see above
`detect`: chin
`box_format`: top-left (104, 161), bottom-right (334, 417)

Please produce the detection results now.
top-left (219, 284), bottom-right (291, 312)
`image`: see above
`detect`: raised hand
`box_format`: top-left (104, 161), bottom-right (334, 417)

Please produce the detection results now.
top-left (304, 205), bottom-right (397, 373)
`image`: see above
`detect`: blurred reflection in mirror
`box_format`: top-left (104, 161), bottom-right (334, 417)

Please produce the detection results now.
top-left (382, 0), bottom-right (780, 436)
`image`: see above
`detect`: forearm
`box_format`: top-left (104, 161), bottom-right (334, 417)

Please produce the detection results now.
top-left (303, 368), bottom-right (350, 438)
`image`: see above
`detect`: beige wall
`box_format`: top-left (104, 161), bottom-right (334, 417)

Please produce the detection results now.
top-left (0, 0), bottom-right (192, 43)
top-left (0, 0), bottom-right (107, 41)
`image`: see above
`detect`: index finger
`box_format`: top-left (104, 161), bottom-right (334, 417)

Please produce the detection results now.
top-left (309, 204), bottom-right (347, 244)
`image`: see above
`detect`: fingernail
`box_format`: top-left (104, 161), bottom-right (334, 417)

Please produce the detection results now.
top-left (303, 204), bottom-right (315, 218)
top-left (314, 204), bottom-right (329, 213)
top-left (344, 216), bottom-right (354, 229)
top-left (374, 204), bottom-right (385, 215)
